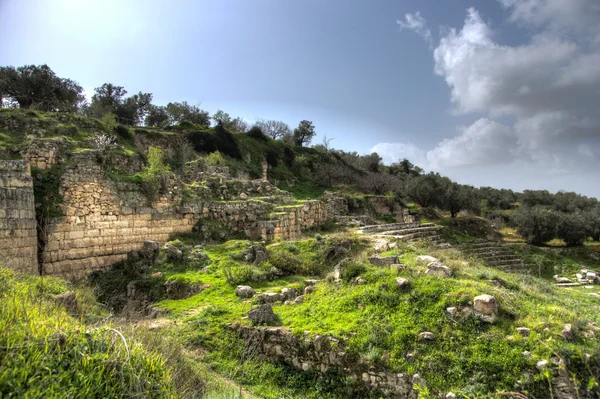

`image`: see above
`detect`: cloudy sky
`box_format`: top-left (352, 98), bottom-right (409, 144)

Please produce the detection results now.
top-left (1, 0), bottom-right (599, 197)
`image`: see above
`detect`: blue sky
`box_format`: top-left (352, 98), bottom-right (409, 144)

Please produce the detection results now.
top-left (1, 0), bottom-right (600, 197)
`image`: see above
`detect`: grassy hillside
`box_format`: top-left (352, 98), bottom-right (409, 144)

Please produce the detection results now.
top-left (88, 224), bottom-right (600, 398)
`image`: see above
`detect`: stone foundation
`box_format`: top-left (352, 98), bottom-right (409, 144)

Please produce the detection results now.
top-left (231, 324), bottom-right (420, 399)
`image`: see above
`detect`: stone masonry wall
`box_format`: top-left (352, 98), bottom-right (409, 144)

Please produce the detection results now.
top-left (231, 325), bottom-right (420, 399)
top-left (0, 161), bottom-right (38, 274)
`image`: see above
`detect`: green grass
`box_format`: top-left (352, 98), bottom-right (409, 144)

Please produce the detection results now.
top-left (0, 267), bottom-right (181, 398)
top-left (279, 182), bottom-right (328, 200)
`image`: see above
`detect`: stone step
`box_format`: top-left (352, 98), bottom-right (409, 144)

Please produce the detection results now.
top-left (379, 226), bottom-right (441, 236)
top-left (473, 254), bottom-right (522, 262)
top-left (361, 222), bottom-right (435, 233)
top-left (461, 244), bottom-right (506, 252)
top-left (461, 242), bottom-right (505, 249)
top-left (487, 259), bottom-right (524, 267)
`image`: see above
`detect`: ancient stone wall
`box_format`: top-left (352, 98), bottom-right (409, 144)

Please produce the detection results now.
top-left (0, 161), bottom-right (38, 274)
top-left (231, 325), bottom-right (420, 399)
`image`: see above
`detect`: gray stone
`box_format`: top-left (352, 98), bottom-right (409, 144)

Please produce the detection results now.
top-left (248, 304), bottom-right (277, 325)
top-left (372, 239), bottom-right (390, 252)
top-left (395, 277), bottom-right (410, 289)
top-left (473, 294), bottom-right (498, 322)
top-left (416, 255), bottom-right (438, 264)
top-left (536, 360), bottom-right (548, 370)
top-left (355, 277), bottom-right (366, 285)
top-left (516, 327), bottom-right (530, 337)
top-left (164, 280), bottom-right (208, 300)
top-left (523, 351), bottom-right (532, 358)
top-left (281, 287), bottom-right (296, 300)
top-left (369, 256), bottom-right (399, 266)
top-left (446, 307), bottom-right (457, 316)
top-left (586, 272), bottom-right (597, 282)
top-left (418, 331), bottom-right (436, 341)
top-left (163, 243), bottom-right (183, 261)
top-left (425, 263), bottom-right (453, 278)
top-left (554, 275), bottom-right (572, 284)
top-left (259, 292), bottom-right (284, 303)
top-left (55, 291), bottom-right (78, 313)
top-left (304, 285), bottom-right (315, 295)
top-left (294, 295), bottom-right (305, 304)
top-left (446, 393), bottom-right (457, 399)
top-left (305, 279), bottom-right (320, 286)
top-left (235, 285), bottom-right (255, 298)
top-left (141, 240), bottom-right (161, 260)
top-left (562, 323), bottom-right (574, 340)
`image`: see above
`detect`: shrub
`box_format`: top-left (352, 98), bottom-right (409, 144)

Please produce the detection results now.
top-left (266, 149), bottom-right (279, 167)
top-left (247, 126), bottom-right (268, 141)
top-left (556, 212), bottom-right (589, 246)
top-left (114, 124), bottom-right (133, 142)
top-left (139, 147), bottom-right (171, 203)
top-left (283, 146), bottom-right (295, 167)
top-left (188, 130), bottom-right (218, 153)
top-left (214, 123), bottom-right (242, 159)
top-left (512, 205), bottom-right (558, 245)
top-left (340, 260), bottom-right (367, 282)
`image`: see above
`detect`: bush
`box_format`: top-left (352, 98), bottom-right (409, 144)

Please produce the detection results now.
top-left (556, 212), bottom-right (589, 246)
top-left (214, 123), bottom-right (242, 159)
top-left (266, 149), bottom-right (279, 167)
top-left (512, 206), bottom-right (558, 245)
top-left (283, 146), bottom-right (295, 167)
top-left (188, 130), bottom-right (218, 153)
top-left (247, 126), bottom-right (268, 141)
top-left (340, 260), bottom-right (367, 282)
top-left (114, 124), bottom-right (133, 142)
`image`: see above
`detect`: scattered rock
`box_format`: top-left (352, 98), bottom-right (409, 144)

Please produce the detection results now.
top-left (586, 272), bottom-right (598, 283)
top-left (235, 285), bottom-right (255, 298)
top-left (248, 304), bottom-right (277, 325)
top-left (536, 360), bottom-right (548, 370)
top-left (523, 351), bottom-right (532, 358)
top-left (390, 264), bottom-right (406, 273)
top-left (418, 331), bottom-right (436, 341)
top-left (354, 277), bottom-right (366, 285)
top-left (554, 275), bottom-right (572, 284)
top-left (446, 307), bottom-right (457, 316)
top-left (368, 256), bottom-right (399, 266)
top-left (446, 393), bottom-right (457, 399)
top-left (425, 263), bottom-right (453, 278)
top-left (473, 294), bottom-right (498, 323)
top-left (163, 243), bottom-right (183, 261)
top-left (294, 295), bottom-right (305, 304)
top-left (140, 240), bottom-right (161, 261)
top-left (305, 279), bottom-right (320, 286)
top-left (258, 293), bottom-right (284, 303)
top-left (151, 272), bottom-right (163, 278)
top-left (372, 239), bottom-right (390, 252)
top-left (516, 327), bottom-right (530, 337)
top-left (239, 192), bottom-right (248, 199)
top-left (412, 373), bottom-right (427, 388)
top-left (164, 280), bottom-right (209, 300)
top-left (54, 291), bottom-right (78, 313)
top-left (281, 288), bottom-right (296, 300)
top-left (244, 244), bottom-right (267, 265)
top-left (395, 277), bottom-right (410, 289)
top-left (562, 323), bottom-right (574, 340)
top-left (416, 255), bottom-right (438, 264)
top-left (304, 285), bottom-right (315, 295)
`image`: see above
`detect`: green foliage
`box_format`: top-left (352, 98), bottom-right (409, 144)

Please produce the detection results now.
top-left (139, 147), bottom-right (171, 203)
top-left (100, 112), bottom-right (118, 133)
top-left (556, 211), bottom-right (590, 246)
top-left (114, 124), bottom-right (133, 142)
top-left (292, 120), bottom-right (316, 146)
top-left (82, 83), bottom-right (153, 125)
top-left (247, 125), bottom-right (269, 141)
top-left (0, 267), bottom-right (178, 398)
top-left (31, 164), bottom-right (64, 217)
top-left (0, 64), bottom-right (85, 111)
top-left (340, 259), bottom-right (367, 282)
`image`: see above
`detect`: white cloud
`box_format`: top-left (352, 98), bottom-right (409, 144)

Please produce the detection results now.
top-left (427, 118), bottom-right (517, 169)
top-left (397, 12), bottom-right (432, 44)
top-left (370, 141), bottom-right (427, 166)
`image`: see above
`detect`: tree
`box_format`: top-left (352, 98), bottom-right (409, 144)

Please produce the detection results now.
top-left (83, 83), bottom-right (153, 125)
top-left (165, 101), bottom-right (210, 126)
top-left (145, 104), bottom-right (170, 127)
top-left (230, 117), bottom-right (249, 133)
top-left (361, 152), bottom-right (382, 173)
top-left (293, 120), bottom-right (316, 146)
top-left (442, 183), bottom-right (478, 218)
top-left (254, 119), bottom-right (292, 139)
top-left (406, 172), bottom-right (446, 208)
top-left (0, 64), bottom-right (85, 111)
top-left (512, 206), bottom-right (559, 245)
top-left (556, 211), bottom-right (590, 246)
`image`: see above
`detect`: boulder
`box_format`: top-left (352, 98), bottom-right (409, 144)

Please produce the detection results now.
top-left (516, 327), bottom-right (530, 337)
top-left (244, 244), bottom-right (268, 265)
top-left (304, 285), bottom-right (315, 295)
top-left (425, 263), bottom-right (453, 278)
top-left (473, 294), bottom-right (498, 322)
top-left (562, 323), bottom-right (574, 340)
top-left (140, 240), bottom-right (161, 260)
top-left (586, 272), bottom-right (598, 283)
top-left (419, 331), bottom-right (436, 341)
top-left (354, 277), bottom-right (366, 285)
top-left (395, 277), bottom-right (410, 289)
top-left (235, 285), bottom-right (255, 298)
top-left (417, 255), bottom-right (438, 264)
top-left (248, 304), bottom-right (277, 325)
top-left (446, 307), bottom-right (457, 316)
top-left (369, 256), bottom-right (399, 266)
top-left (258, 293), bottom-right (284, 303)
top-left (372, 239), bottom-right (390, 252)
top-left (281, 288), bottom-right (296, 300)
top-left (305, 279), bottom-right (320, 286)
top-left (554, 275), bottom-right (572, 284)
top-left (163, 243), bottom-right (183, 261)
top-left (54, 291), bottom-right (78, 313)
top-left (164, 280), bottom-right (209, 300)
top-left (536, 360), bottom-right (549, 370)
top-left (294, 295), bottom-right (305, 304)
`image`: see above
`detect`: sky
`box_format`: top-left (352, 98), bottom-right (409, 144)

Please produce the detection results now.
top-left (1, 0), bottom-right (599, 197)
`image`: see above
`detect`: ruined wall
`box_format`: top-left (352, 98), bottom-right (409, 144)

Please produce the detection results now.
top-left (231, 325), bottom-right (420, 399)
top-left (0, 161), bottom-right (38, 274)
